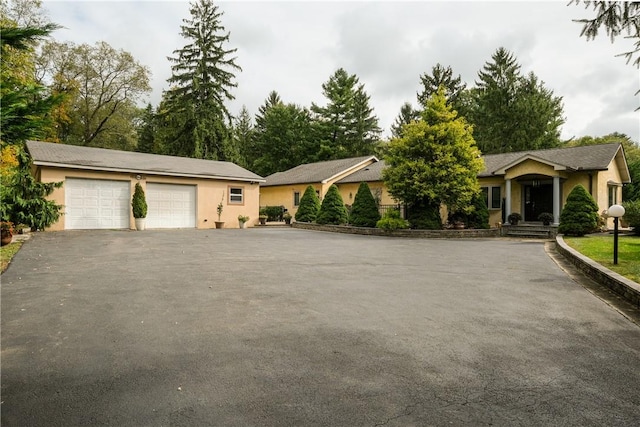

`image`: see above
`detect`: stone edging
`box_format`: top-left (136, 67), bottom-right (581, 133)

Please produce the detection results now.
top-left (555, 235), bottom-right (640, 308)
top-left (291, 222), bottom-right (500, 238)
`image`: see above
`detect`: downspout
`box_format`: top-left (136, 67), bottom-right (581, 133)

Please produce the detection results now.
top-left (588, 172), bottom-right (593, 196)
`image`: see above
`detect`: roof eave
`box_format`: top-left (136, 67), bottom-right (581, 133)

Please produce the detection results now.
top-left (320, 156), bottom-right (379, 184)
top-left (33, 161), bottom-right (266, 183)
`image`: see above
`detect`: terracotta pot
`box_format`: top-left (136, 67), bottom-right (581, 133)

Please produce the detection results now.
top-left (1, 230), bottom-right (13, 246)
top-left (215, 221), bottom-right (225, 229)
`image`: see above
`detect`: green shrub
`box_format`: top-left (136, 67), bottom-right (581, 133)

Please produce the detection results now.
top-left (295, 185), bottom-right (321, 222)
top-left (376, 209), bottom-right (409, 230)
top-left (316, 184), bottom-right (349, 225)
top-left (349, 182), bottom-right (381, 227)
top-left (263, 205), bottom-right (284, 221)
top-left (132, 182), bottom-right (148, 219)
top-left (622, 200), bottom-right (640, 233)
top-left (558, 184), bottom-right (599, 236)
top-left (407, 198), bottom-right (442, 229)
top-left (448, 192), bottom-right (490, 229)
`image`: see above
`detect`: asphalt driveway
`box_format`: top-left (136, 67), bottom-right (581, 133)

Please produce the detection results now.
top-left (2, 228), bottom-right (639, 426)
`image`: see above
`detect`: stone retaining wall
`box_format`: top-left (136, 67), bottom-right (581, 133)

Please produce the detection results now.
top-left (556, 236), bottom-right (640, 308)
top-left (291, 222), bottom-right (500, 238)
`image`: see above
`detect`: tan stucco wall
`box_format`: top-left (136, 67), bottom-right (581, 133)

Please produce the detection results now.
top-left (335, 181), bottom-right (396, 207)
top-left (259, 183), bottom-right (321, 216)
top-left (477, 177), bottom-right (506, 227)
top-left (38, 166), bottom-right (260, 230)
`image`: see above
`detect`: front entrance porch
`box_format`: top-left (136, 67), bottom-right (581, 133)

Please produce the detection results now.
top-left (505, 174), bottom-right (563, 225)
top-left (523, 182), bottom-right (553, 222)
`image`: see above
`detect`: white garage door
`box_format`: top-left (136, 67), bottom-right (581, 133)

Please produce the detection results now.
top-left (65, 178), bottom-right (130, 230)
top-left (146, 183), bottom-right (196, 229)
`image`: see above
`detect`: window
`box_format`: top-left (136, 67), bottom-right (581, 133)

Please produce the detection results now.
top-left (481, 186), bottom-right (502, 209)
top-left (229, 186), bottom-right (244, 204)
top-left (293, 191), bottom-right (300, 206)
top-left (608, 185), bottom-right (618, 207)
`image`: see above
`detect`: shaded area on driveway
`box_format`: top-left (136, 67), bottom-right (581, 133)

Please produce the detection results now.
top-left (2, 229), bottom-right (640, 426)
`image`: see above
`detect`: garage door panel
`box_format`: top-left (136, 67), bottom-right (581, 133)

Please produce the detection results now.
top-left (65, 179), bottom-right (130, 230)
top-left (146, 183), bottom-right (196, 229)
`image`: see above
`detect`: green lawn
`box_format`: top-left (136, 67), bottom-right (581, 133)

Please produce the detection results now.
top-left (1, 241), bottom-right (23, 273)
top-left (563, 234), bottom-right (640, 284)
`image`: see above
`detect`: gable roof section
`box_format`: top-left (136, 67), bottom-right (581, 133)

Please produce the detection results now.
top-left (480, 143), bottom-right (629, 181)
top-left (336, 160), bottom-right (386, 183)
top-left (26, 140), bottom-right (265, 182)
top-left (262, 155), bottom-right (378, 187)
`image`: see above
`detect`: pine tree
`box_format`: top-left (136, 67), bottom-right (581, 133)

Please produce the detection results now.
top-left (232, 105), bottom-right (254, 169)
top-left (558, 184), bottom-right (599, 236)
top-left (295, 185), bottom-right (321, 223)
top-left (137, 104), bottom-right (156, 153)
top-left (470, 47), bottom-right (564, 154)
top-left (316, 185), bottom-right (349, 225)
top-left (162, 0), bottom-right (241, 160)
top-left (349, 182), bottom-right (381, 227)
top-left (311, 68), bottom-right (380, 160)
top-left (255, 90), bottom-right (282, 132)
top-left (390, 102), bottom-right (420, 139)
top-left (417, 63), bottom-right (467, 110)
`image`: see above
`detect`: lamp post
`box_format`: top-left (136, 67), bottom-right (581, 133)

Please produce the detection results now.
top-left (608, 204), bottom-right (625, 265)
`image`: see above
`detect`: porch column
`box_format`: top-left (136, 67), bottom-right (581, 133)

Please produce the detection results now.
top-left (505, 179), bottom-right (512, 221)
top-left (553, 175), bottom-right (560, 225)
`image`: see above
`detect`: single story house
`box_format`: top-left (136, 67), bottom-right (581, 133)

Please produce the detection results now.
top-left (27, 140), bottom-right (265, 230)
top-left (260, 143), bottom-right (631, 228)
top-left (259, 155), bottom-right (388, 214)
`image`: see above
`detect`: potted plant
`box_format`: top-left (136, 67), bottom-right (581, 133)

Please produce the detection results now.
top-left (258, 208), bottom-right (267, 225)
top-left (1, 221), bottom-right (14, 246)
top-left (507, 212), bottom-right (522, 225)
top-left (538, 212), bottom-right (554, 226)
top-left (215, 193), bottom-right (225, 229)
top-left (238, 215), bottom-right (250, 229)
top-left (131, 183), bottom-right (147, 231)
top-left (283, 212), bottom-right (292, 225)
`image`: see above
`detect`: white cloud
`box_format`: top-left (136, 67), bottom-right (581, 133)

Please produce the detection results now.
top-left (42, 0), bottom-right (639, 143)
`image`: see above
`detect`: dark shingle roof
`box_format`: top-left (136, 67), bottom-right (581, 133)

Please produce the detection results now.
top-left (336, 160), bottom-right (386, 183)
top-left (262, 156), bottom-right (377, 187)
top-left (26, 140), bottom-right (264, 182)
top-left (479, 143), bottom-right (623, 177)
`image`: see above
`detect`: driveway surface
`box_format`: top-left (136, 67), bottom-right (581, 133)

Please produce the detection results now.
top-left (2, 228), bottom-right (639, 426)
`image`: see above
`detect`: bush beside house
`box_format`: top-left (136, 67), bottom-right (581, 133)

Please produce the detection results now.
top-left (622, 200), bottom-right (640, 233)
top-left (295, 185), bottom-right (321, 222)
top-left (316, 185), bottom-right (349, 225)
top-left (558, 184), bottom-right (599, 236)
top-left (349, 182), bottom-right (381, 227)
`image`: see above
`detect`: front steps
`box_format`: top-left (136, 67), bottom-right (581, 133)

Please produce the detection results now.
top-left (502, 223), bottom-right (558, 239)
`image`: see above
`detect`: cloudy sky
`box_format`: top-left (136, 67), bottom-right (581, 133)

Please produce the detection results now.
top-left (42, 0), bottom-right (639, 143)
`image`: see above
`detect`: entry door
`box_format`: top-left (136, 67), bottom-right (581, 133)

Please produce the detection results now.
top-left (524, 184), bottom-right (553, 222)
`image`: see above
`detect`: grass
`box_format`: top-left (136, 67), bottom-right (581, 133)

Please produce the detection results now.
top-left (1, 241), bottom-right (23, 273)
top-left (563, 234), bottom-right (640, 284)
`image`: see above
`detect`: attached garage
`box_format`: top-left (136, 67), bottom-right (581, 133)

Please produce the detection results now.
top-left (65, 178), bottom-right (130, 230)
top-left (146, 183), bottom-right (196, 229)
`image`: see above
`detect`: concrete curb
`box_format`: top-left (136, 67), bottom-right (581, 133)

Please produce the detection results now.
top-left (556, 235), bottom-right (640, 308)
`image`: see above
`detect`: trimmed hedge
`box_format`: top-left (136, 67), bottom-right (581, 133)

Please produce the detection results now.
top-left (295, 185), bottom-right (321, 222)
top-left (559, 184), bottom-right (599, 236)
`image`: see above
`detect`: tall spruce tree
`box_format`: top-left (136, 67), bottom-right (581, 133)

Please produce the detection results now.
top-left (162, 0), bottom-right (241, 160)
top-left (136, 104), bottom-right (156, 153)
top-left (311, 68), bottom-right (380, 160)
top-left (232, 105), bottom-right (254, 169)
top-left (390, 102), bottom-right (420, 138)
top-left (417, 63), bottom-right (467, 110)
top-left (470, 47), bottom-right (564, 154)
top-left (255, 90), bottom-right (282, 133)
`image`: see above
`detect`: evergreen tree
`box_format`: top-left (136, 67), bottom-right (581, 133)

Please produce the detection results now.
top-left (254, 90), bottom-right (282, 132)
top-left (295, 185), bottom-right (321, 223)
top-left (558, 184), bottom-right (599, 236)
top-left (162, 0), bottom-right (241, 160)
top-left (232, 105), bottom-right (254, 169)
top-left (390, 102), bottom-right (419, 138)
top-left (470, 47), bottom-right (564, 154)
top-left (252, 102), bottom-right (315, 176)
top-left (137, 104), bottom-right (156, 153)
top-left (383, 87), bottom-right (484, 229)
top-left (349, 182), bottom-right (381, 227)
top-left (316, 184), bottom-right (349, 225)
top-left (311, 68), bottom-right (380, 160)
top-left (417, 63), bottom-right (467, 109)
